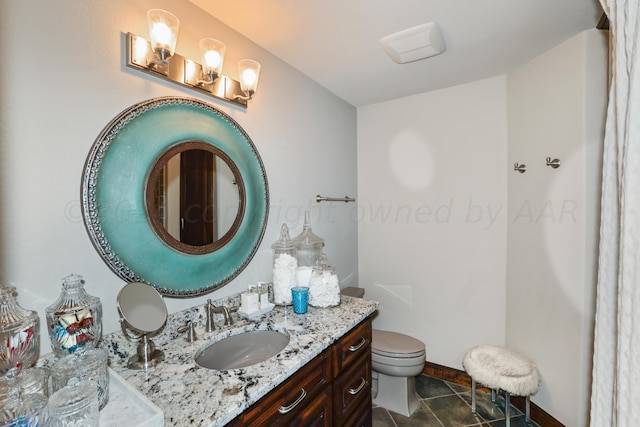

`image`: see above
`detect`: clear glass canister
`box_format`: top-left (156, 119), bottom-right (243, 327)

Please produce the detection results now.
top-left (0, 388), bottom-right (48, 427)
top-left (0, 368), bottom-right (49, 406)
top-left (271, 224), bottom-right (297, 305)
top-left (46, 274), bottom-right (102, 357)
top-left (291, 211), bottom-right (325, 286)
top-left (308, 253), bottom-right (340, 308)
top-left (51, 348), bottom-right (109, 411)
top-left (48, 377), bottom-right (99, 427)
top-left (0, 285), bottom-right (40, 374)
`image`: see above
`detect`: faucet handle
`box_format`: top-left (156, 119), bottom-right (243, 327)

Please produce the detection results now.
top-left (178, 320), bottom-right (198, 343)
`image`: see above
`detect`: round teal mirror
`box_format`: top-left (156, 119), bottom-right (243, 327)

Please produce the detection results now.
top-left (81, 97), bottom-right (269, 297)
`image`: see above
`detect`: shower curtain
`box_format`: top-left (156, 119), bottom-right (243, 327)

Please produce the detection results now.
top-left (590, 0), bottom-right (640, 425)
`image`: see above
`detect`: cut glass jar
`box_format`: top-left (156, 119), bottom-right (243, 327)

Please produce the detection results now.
top-left (0, 285), bottom-right (40, 374)
top-left (45, 274), bottom-right (102, 357)
top-left (48, 377), bottom-right (99, 427)
top-left (51, 347), bottom-right (109, 411)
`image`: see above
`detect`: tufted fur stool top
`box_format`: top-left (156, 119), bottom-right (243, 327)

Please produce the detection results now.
top-left (463, 345), bottom-right (539, 427)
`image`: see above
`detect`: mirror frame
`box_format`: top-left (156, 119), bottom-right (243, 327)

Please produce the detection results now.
top-left (81, 97), bottom-right (269, 297)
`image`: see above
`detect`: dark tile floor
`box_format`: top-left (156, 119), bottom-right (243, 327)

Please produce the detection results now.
top-left (372, 375), bottom-right (541, 427)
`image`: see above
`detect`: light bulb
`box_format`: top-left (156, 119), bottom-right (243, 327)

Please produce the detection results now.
top-left (204, 50), bottom-right (222, 69)
top-left (241, 69), bottom-right (257, 86)
top-left (151, 22), bottom-right (172, 47)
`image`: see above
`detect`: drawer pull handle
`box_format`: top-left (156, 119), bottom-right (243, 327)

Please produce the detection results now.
top-left (348, 338), bottom-right (366, 352)
top-left (278, 388), bottom-right (307, 414)
top-left (348, 377), bottom-right (367, 395)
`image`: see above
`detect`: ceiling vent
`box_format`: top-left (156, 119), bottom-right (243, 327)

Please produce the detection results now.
top-left (380, 23), bottom-right (446, 64)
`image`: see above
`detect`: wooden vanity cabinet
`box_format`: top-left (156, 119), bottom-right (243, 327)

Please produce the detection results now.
top-left (229, 317), bottom-right (372, 427)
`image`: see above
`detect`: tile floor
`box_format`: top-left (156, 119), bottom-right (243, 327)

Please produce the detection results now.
top-left (372, 375), bottom-right (541, 427)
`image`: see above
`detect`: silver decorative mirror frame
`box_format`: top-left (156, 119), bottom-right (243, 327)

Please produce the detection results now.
top-left (81, 97), bottom-right (269, 297)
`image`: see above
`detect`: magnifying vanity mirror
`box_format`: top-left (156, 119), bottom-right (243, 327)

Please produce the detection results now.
top-left (117, 282), bottom-right (168, 370)
top-left (81, 97), bottom-right (269, 296)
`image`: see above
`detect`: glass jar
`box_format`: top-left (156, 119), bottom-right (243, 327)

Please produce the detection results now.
top-left (0, 368), bottom-right (49, 406)
top-left (0, 383), bottom-right (48, 427)
top-left (271, 224), bottom-right (297, 305)
top-left (0, 285), bottom-right (40, 374)
top-left (0, 368), bottom-right (48, 427)
top-left (51, 348), bottom-right (109, 411)
top-left (308, 253), bottom-right (340, 308)
top-left (291, 211), bottom-right (325, 286)
top-left (48, 377), bottom-right (99, 427)
top-left (46, 274), bottom-right (102, 357)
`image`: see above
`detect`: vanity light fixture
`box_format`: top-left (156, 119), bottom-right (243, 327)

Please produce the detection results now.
top-left (126, 9), bottom-right (261, 108)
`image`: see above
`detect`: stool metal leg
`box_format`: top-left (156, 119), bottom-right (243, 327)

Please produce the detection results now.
top-left (471, 379), bottom-right (477, 413)
top-left (505, 391), bottom-right (511, 427)
top-left (491, 388), bottom-right (496, 403)
top-left (525, 395), bottom-right (531, 423)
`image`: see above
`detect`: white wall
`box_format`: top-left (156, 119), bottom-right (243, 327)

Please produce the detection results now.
top-left (506, 29), bottom-right (607, 426)
top-left (0, 1), bottom-right (357, 343)
top-left (357, 29), bottom-right (607, 427)
top-left (357, 76), bottom-right (509, 366)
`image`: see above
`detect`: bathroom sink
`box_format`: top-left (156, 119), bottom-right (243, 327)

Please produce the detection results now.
top-left (195, 330), bottom-right (290, 370)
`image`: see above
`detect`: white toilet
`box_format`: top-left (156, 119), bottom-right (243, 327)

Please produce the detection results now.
top-left (340, 287), bottom-right (426, 417)
top-left (372, 329), bottom-right (426, 417)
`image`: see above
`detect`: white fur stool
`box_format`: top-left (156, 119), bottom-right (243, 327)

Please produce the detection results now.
top-left (462, 345), bottom-right (539, 427)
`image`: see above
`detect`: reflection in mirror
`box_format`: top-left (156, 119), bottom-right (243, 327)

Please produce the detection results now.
top-left (147, 141), bottom-right (245, 255)
top-left (117, 282), bottom-right (168, 370)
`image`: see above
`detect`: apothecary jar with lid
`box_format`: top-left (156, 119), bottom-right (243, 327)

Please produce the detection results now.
top-left (45, 274), bottom-right (102, 358)
top-left (0, 285), bottom-right (40, 374)
top-left (271, 224), bottom-right (297, 305)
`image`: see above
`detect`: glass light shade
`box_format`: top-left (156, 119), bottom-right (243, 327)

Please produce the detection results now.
top-left (238, 59), bottom-right (261, 96)
top-left (200, 38), bottom-right (226, 78)
top-left (147, 9), bottom-right (180, 58)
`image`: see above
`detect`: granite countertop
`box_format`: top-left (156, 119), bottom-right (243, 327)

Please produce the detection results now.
top-left (101, 294), bottom-right (378, 427)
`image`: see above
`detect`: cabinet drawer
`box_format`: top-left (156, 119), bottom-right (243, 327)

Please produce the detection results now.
top-left (343, 392), bottom-right (372, 427)
top-left (332, 351), bottom-right (372, 426)
top-left (239, 349), bottom-right (331, 426)
top-left (332, 318), bottom-right (372, 375)
top-left (290, 386), bottom-right (332, 426)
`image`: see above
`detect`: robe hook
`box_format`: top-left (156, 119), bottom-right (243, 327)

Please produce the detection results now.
top-left (514, 163), bottom-right (527, 173)
top-left (546, 157), bottom-right (561, 168)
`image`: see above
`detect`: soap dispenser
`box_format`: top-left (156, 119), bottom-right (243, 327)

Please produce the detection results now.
top-left (291, 211), bottom-right (325, 286)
